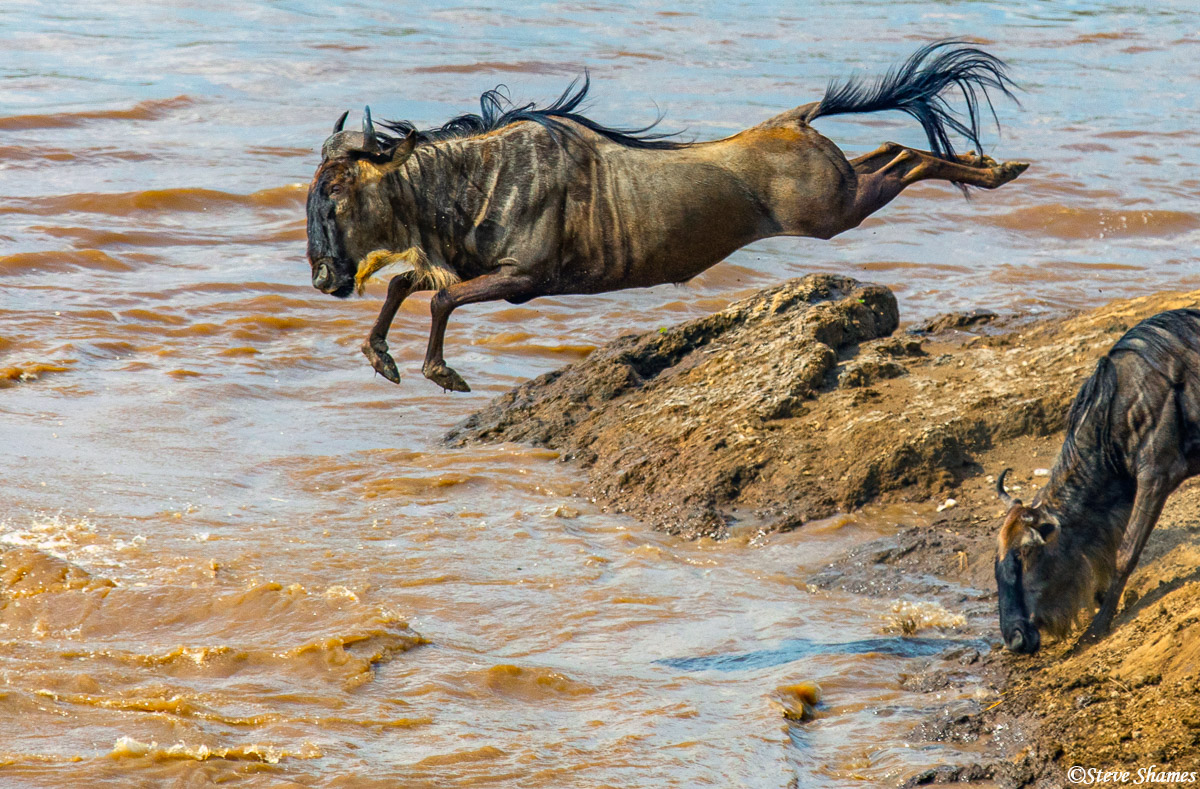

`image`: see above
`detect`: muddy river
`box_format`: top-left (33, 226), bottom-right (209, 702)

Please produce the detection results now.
top-left (2, 2), bottom-right (1198, 786)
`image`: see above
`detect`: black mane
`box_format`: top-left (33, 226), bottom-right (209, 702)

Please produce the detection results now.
top-left (1058, 309), bottom-right (1200, 479)
top-left (377, 73), bottom-right (688, 151)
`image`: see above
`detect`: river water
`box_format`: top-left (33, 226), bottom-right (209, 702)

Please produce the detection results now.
top-left (1, 2), bottom-right (1197, 786)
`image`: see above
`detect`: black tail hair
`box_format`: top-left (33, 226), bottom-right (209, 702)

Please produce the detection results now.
top-left (806, 39), bottom-right (1018, 161)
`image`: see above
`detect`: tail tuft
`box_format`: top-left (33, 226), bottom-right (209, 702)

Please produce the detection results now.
top-left (806, 39), bottom-right (1018, 161)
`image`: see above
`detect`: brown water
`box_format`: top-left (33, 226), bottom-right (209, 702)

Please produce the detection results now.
top-left (2, 2), bottom-right (1198, 786)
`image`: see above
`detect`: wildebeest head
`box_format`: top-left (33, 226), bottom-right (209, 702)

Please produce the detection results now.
top-left (306, 108), bottom-right (417, 298)
top-left (993, 468), bottom-right (1067, 654)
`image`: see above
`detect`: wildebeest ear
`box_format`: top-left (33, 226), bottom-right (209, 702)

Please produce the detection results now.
top-left (354, 130), bottom-right (417, 180)
top-left (1018, 515), bottom-right (1058, 548)
top-left (384, 129), bottom-right (417, 166)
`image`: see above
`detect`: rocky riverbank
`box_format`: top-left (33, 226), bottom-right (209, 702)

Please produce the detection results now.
top-left (450, 274), bottom-right (1200, 786)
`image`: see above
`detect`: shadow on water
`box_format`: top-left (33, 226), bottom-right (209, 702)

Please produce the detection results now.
top-left (660, 636), bottom-right (988, 672)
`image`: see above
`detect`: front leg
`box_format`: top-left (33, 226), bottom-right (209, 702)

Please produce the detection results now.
top-left (1077, 479), bottom-right (1173, 645)
top-left (362, 270), bottom-right (420, 384)
top-left (422, 270), bottom-right (535, 392)
top-left (1078, 389), bottom-right (1190, 646)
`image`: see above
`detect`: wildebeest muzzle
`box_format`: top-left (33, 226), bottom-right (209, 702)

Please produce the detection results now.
top-left (312, 261), bottom-right (333, 290)
top-left (310, 258), bottom-right (354, 298)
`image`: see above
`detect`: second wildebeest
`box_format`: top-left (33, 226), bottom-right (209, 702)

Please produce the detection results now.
top-left (306, 40), bottom-right (1027, 392)
top-left (995, 309), bottom-right (1200, 654)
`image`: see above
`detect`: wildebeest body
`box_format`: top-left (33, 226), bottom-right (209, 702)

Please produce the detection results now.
top-left (329, 118), bottom-right (843, 293)
top-left (306, 41), bottom-right (1028, 391)
top-left (995, 309), bottom-right (1200, 653)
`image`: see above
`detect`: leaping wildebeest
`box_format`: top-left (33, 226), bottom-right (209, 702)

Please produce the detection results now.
top-left (306, 40), bottom-right (1027, 392)
top-left (996, 309), bottom-right (1200, 654)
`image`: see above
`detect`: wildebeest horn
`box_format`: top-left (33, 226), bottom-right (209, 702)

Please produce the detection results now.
top-left (333, 110), bottom-right (349, 134)
top-left (996, 468), bottom-right (1019, 508)
top-left (362, 106), bottom-right (380, 153)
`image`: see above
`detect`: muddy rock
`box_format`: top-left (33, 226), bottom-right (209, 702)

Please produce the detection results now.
top-left (450, 274), bottom-right (900, 538)
top-left (838, 357), bottom-right (908, 388)
top-left (451, 271), bottom-right (1097, 538)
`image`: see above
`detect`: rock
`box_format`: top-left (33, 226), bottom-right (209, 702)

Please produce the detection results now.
top-left (448, 274), bottom-right (899, 538)
top-left (874, 337), bottom-right (926, 357)
top-left (909, 309), bottom-right (998, 335)
top-left (838, 358), bottom-right (907, 388)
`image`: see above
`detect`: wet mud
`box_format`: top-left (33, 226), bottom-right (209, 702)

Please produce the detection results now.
top-left (457, 277), bottom-right (1200, 785)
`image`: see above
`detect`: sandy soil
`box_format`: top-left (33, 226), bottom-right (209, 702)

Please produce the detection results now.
top-left (452, 275), bottom-right (1200, 785)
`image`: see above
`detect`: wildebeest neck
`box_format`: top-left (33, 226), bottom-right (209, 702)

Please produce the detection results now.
top-left (1020, 410), bottom-right (1135, 639)
top-left (387, 131), bottom-right (568, 281)
top-left (1040, 409), bottom-right (1136, 548)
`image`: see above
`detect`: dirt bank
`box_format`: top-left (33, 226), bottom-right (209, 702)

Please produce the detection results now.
top-left (450, 272), bottom-right (1180, 540)
top-left (451, 274), bottom-right (1200, 785)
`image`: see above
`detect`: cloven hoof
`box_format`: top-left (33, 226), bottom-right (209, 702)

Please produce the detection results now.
top-left (424, 363), bottom-right (471, 393)
top-left (362, 338), bottom-right (401, 384)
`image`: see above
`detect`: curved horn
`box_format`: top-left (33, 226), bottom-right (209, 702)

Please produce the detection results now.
top-left (996, 468), bottom-right (1018, 508)
top-left (362, 106), bottom-right (380, 153)
top-left (333, 110), bottom-right (349, 134)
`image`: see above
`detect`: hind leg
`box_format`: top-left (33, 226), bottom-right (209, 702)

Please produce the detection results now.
top-left (850, 142), bottom-right (1004, 174)
top-left (837, 147), bottom-right (1027, 230)
top-left (889, 148), bottom-right (1028, 189)
top-left (848, 142), bottom-right (906, 173)
top-left (851, 143), bottom-right (1005, 175)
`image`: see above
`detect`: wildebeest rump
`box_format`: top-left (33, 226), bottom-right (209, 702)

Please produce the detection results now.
top-left (306, 41), bottom-right (1028, 392)
top-left (995, 309), bottom-right (1200, 654)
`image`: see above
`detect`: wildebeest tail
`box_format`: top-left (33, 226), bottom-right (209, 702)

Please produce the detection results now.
top-left (803, 39), bottom-right (1018, 161)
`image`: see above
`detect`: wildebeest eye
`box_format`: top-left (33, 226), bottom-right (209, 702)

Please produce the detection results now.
top-left (1034, 520), bottom-right (1059, 543)
top-left (328, 184), bottom-right (345, 198)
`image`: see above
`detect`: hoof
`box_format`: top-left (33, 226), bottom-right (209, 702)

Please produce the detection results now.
top-left (998, 160), bottom-right (1030, 181)
top-left (362, 339), bottom-right (401, 384)
top-left (1075, 617), bottom-right (1112, 649)
top-left (423, 363), bottom-right (471, 393)
top-left (979, 160), bottom-right (1029, 189)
